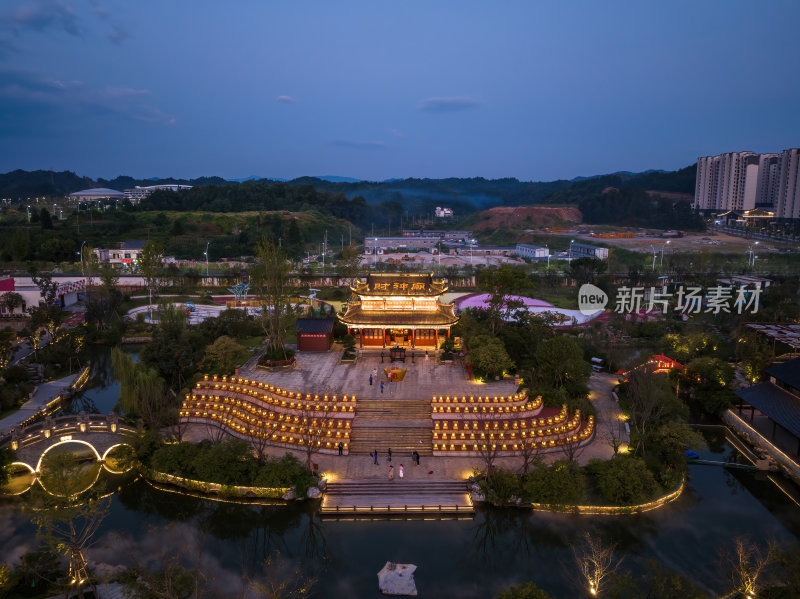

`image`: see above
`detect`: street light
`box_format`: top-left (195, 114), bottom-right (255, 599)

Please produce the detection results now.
top-left (748, 241), bottom-right (759, 267)
top-left (77, 241), bottom-right (87, 277)
top-left (203, 242), bottom-right (210, 276)
top-left (545, 244), bottom-right (550, 270)
top-left (650, 244), bottom-right (657, 271)
top-left (569, 239), bottom-right (575, 264)
top-left (660, 240), bottom-right (670, 268)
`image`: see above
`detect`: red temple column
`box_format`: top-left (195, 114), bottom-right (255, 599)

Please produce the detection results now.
top-left (412, 329), bottom-right (416, 349)
top-left (382, 328), bottom-right (386, 348)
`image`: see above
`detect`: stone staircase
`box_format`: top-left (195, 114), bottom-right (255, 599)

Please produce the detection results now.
top-left (350, 397), bottom-right (433, 456)
top-left (321, 479), bottom-right (473, 516)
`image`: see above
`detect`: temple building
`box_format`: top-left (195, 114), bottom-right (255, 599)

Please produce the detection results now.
top-left (338, 272), bottom-right (458, 349)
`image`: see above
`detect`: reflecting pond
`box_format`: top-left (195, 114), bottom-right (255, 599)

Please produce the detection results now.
top-left (2, 347), bottom-right (799, 597)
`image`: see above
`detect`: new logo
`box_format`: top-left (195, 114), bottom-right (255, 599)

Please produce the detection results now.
top-left (578, 283), bottom-right (608, 316)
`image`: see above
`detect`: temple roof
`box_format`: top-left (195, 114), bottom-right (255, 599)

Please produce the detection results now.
top-left (350, 272), bottom-right (448, 297)
top-left (338, 304), bottom-right (458, 327)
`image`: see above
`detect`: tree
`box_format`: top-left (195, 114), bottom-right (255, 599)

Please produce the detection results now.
top-left (139, 240), bottom-right (164, 313)
top-left (112, 347), bottom-right (170, 427)
top-left (297, 400), bottom-right (333, 470)
top-left (568, 257), bottom-right (606, 285)
top-left (30, 449), bottom-right (110, 599)
top-left (571, 533), bottom-right (623, 597)
top-left (0, 446), bottom-right (12, 487)
top-left (337, 243), bottom-right (362, 284)
top-left (737, 331), bottom-right (773, 384)
top-left (467, 335), bottom-right (514, 379)
top-left (590, 454), bottom-right (659, 505)
top-left (722, 537), bottom-right (775, 599)
top-left (624, 369), bottom-right (679, 455)
top-left (684, 356), bottom-right (735, 416)
top-left (199, 336), bottom-right (247, 375)
top-left (39, 207), bottom-right (53, 230)
top-left (476, 264), bottom-right (530, 335)
top-left (493, 581), bottom-right (554, 599)
top-left (251, 238), bottom-right (294, 358)
top-left (534, 336), bottom-right (591, 390)
top-left (31, 272), bottom-right (59, 306)
top-left (474, 407), bottom-right (503, 480)
top-left (523, 460), bottom-right (585, 506)
top-left (1, 291), bottom-right (24, 314)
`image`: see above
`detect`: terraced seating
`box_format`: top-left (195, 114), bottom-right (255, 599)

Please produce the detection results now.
top-left (180, 374), bottom-right (355, 454)
top-left (195, 374), bottom-right (356, 413)
top-left (431, 405), bottom-right (594, 454)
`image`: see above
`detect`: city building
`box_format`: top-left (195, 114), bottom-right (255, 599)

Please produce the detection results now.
top-left (694, 148), bottom-right (800, 218)
top-left (364, 236), bottom-right (440, 253)
top-left (93, 240), bottom-right (149, 268)
top-left (68, 188), bottom-right (126, 202)
top-left (338, 272), bottom-right (458, 349)
top-left (776, 148), bottom-right (800, 220)
top-left (434, 207), bottom-right (454, 218)
top-left (295, 318), bottom-right (335, 352)
top-left (124, 184), bottom-right (193, 203)
top-left (735, 357), bottom-right (800, 457)
top-left (456, 246), bottom-right (516, 257)
top-left (515, 244), bottom-right (550, 259)
top-left (570, 243), bottom-right (609, 259)
top-left (401, 230), bottom-right (473, 243)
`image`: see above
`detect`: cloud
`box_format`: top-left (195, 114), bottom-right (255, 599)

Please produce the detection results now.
top-left (329, 139), bottom-right (386, 150)
top-left (418, 96), bottom-right (483, 113)
top-left (107, 22), bottom-right (130, 44)
top-left (0, 67), bottom-right (175, 133)
top-left (6, 0), bottom-right (81, 36)
top-left (389, 129), bottom-right (407, 138)
top-left (276, 95), bottom-right (296, 104)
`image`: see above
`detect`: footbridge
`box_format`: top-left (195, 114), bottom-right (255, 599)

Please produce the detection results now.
top-left (5, 413), bottom-right (137, 473)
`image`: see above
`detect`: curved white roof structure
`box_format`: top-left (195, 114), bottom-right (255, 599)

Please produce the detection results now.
top-left (69, 187), bottom-right (125, 200)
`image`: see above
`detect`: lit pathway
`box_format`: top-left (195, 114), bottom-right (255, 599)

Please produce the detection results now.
top-left (0, 372), bottom-right (82, 436)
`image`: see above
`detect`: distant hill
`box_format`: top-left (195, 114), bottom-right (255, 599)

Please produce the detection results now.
top-left (0, 166), bottom-right (697, 220)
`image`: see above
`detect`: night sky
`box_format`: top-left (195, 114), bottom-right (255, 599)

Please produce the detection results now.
top-left (1, 1), bottom-right (798, 181)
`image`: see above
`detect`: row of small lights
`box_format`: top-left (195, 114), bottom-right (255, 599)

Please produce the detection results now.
top-left (183, 396), bottom-right (351, 430)
top-left (433, 412), bottom-right (582, 441)
top-left (433, 417), bottom-right (593, 452)
top-left (195, 383), bottom-right (355, 412)
top-left (182, 411), bottom-right (348, 450)
top-left (435, 405), bottom-right (569, 430)
top-left (432, 391), bottom-right (529, 403)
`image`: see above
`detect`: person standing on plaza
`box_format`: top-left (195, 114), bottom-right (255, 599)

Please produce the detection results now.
top-left (373, 449), bottom-right (379, 465)
top-left (369, 374), bottom-right (373, 386)
top-left (388, 465), bottom-right (394, 480)
top-left (387, 448), bottom-right (392, 462)
top-left (380, 382), bottom-right (384, 394)
top-left (399, 464), bottom-right (404, 479)
top-left (338, 441), bottom-right (343, 456)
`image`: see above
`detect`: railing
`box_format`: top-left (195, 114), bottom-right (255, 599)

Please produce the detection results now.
top-left (321, 503), bottom-right (473, 514)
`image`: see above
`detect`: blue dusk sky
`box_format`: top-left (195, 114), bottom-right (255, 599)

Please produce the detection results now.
top-left (1, 1), bottom-right (798, 181)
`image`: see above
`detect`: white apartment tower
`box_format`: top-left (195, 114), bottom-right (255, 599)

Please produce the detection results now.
top-left (776, 148), bottom-right (800, 220)
top-left (694, 148), bottom-right (800, 218)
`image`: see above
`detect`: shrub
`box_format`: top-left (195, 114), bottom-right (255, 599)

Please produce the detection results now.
top-left (480, 468), bottom-right (523, 505)
top-left (523, 460), bottom-right (585, 505)
top-left (493, 582), bottom-right (554, 599)
top-left (589, 454), bottom-right (659, 505)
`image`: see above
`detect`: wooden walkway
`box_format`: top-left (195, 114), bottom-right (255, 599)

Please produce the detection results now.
top-left (321, 480), bottom-right (473, 517)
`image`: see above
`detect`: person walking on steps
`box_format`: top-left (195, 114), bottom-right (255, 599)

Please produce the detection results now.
top-left (388, 465), bottom-right (394, 480)
top-left (387, 448), bottom-right (392, 462)
top-left (373, 449), bottom-right (379, 465)
top-left (399, 464), bottom-right (404, 479)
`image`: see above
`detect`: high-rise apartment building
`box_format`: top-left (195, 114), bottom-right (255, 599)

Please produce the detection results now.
top-left (694, 148), bottom-right (800, 219)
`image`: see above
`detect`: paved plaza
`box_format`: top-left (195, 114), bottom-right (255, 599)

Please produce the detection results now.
top-left (239, 349), bottom-right (517, 400)
top-left (195, 350), bottom-right (629, 481)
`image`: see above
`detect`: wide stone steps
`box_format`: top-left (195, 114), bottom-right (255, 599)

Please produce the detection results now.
top-left (355, 399), bottom-right (432, 420)
top-left (321, 480), bottom-right (473, 516)
top-left (349, 427), bottom-right (433, 456)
